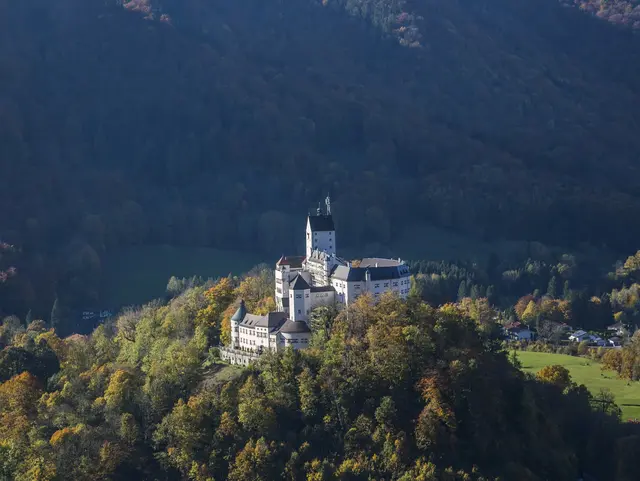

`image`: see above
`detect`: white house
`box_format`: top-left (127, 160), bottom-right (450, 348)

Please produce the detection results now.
top-left (569, 330), bottom-right (590, 342)
top-left (607, 322), bottom-right (627, 336)
top-left (608, 336), bottom-right (622, 347)
top-left (507, 326), bottom-right (534, 341)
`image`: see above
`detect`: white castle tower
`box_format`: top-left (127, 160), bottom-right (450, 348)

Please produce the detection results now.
top-left (306, 195), bottom-right (336, 258)
top-left (288, 274), bottom-right (311, 322)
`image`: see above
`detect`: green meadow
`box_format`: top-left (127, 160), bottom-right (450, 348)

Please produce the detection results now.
top-left (517, 351), bottom-right (640, 420)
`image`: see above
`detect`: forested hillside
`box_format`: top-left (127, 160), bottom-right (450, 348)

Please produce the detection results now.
top-left (563, 0), bottom-right (640, 28)
top-left (1, 283), bottom-right (639, 480)
top-left (3, 0), bottom-right (640, 318)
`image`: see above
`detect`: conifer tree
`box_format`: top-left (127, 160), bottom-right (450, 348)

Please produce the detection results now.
top-left (486, 285), bottom-right (495, 302)
top-left (563, 280), bottom-right (571, 300)
top-left (50, 297), bottom-right (61, 330)
top-left (547, 276), bottom-right (557, 298)
top-left (457, 280), bottom-right (467, 301)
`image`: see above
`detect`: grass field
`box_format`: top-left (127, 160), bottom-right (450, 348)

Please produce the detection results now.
top-left (517, 351), bottom-right (640, 420)
top-left (102, 245), bottom-right (264, 307)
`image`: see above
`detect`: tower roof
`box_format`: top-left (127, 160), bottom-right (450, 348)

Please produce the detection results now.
top-left (290, 274), bottom-right (310, 291)
top-left (307, 214), bottom-right (335, 232)
top-left (231, 300), bottom-right (247, 322)
top-left (280, 319), bottom-right (312, 334)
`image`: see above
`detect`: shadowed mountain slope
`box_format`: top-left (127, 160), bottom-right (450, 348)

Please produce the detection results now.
top-left (1, 0), bottom-right (640, 314)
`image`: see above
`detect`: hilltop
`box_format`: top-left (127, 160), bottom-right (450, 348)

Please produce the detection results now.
top-left (2, 0), bottom-right (640, 316)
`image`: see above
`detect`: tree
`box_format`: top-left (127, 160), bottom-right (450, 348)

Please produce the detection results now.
top-left (591, 388), bottom-right (622, 419)
top-left (238, 376), bottom-right (276, 436)
top-left (50, 297), bottom-right (61, 331)
top-left (166, 276), bottom-right (184, 298)
top-left (535, 365), bottom-right (574, 391)
top-left (297, 367), bottom-right (318, 418)
top-left (508, 350), bottom-right (522, 369)
top-left (520, 300), bottom-right (538, 327)
top-left (485, 285), bottom-right (495, 302)
top-left (457, 280), bottom-right (467, 301)
top-left (228, 438), bottom-right (274, 481)
top-left (195, 277), bottom-right (236, 343)
top-left (547, 276), bottom-right (557, 298)
top-left (515, 295), bottom-right (535, 319)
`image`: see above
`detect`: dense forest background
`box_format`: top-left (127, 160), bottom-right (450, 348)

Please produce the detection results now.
top-left (3, 0), bottom-right (640, 320)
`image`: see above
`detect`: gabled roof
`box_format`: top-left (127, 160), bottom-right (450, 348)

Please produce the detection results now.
top-left (277, 256), bottom-right (305, 269)
top-left (570, 330), bottom-right (588, 337)
top-left (290, 274), bottom-right (310, 291)
top-left (307, 214), bottom-right (335, 232)
top-left (280, 319), bottom-right (312, 334)
top-left (359, 258), bottom-right (404, 268)
top-left (331, 264), bottom-right (410, 282)
top-left (240, 312), bottom-right (287, 331)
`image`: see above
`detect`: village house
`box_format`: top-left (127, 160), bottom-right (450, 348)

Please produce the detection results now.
top-left (503, 321), bottom-right (534, 341)
top-left (568, 330), bottom-right (590, 343)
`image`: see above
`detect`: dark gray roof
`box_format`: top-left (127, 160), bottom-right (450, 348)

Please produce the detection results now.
top-left (277, 256), bottom-right (305, 269)
top-left (240, 312), bottom-right (287, 332)
top-left (359, 258), bottom-right (403, 268)
top-left (310, 286), bottom-right (335, 293)
top-left (307, 214), bottom-right (335, 232)
top-left (331, 264), bottom-right (410, 282)
top-left (231, 300), bottom-right (247, 322)
top-left (279, 319), bottom-right (311, 334)
top-left (290, 274), bottom-right (310, 291)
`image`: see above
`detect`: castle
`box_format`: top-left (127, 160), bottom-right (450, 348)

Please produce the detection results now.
top-left (221, 197), bottom-right (411, 365)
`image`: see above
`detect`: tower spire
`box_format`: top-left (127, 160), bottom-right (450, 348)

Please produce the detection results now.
top-left (317, 202), bottom-right (321, 216)
top-left (325, 194), bottom-right (331, 215)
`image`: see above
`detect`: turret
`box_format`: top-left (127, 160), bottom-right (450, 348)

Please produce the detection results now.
top-left (289, 274), bottom-right (311, 322)
top-left (230, 300), bottom-right (246, 348)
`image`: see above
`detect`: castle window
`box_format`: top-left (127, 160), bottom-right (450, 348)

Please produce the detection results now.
top-left (374, 283), bottom-right (380, 288)
top-left (393, 281), bottom-right (398, 287)
top-left (384, 282), bottom-right (389, 287)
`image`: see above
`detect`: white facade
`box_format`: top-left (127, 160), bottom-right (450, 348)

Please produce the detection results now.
top-left (330, 260), bottom-right (411, 306)
top-left (289, 275), bottom-right (311, 322)
top-left (305, 211), bottom-right (336, 258)
top-left (275, 256), bottom-right (306, 313)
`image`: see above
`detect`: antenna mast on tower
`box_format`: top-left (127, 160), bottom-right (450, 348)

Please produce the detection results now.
top-left (325, 194), bottom-right (331, 215)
